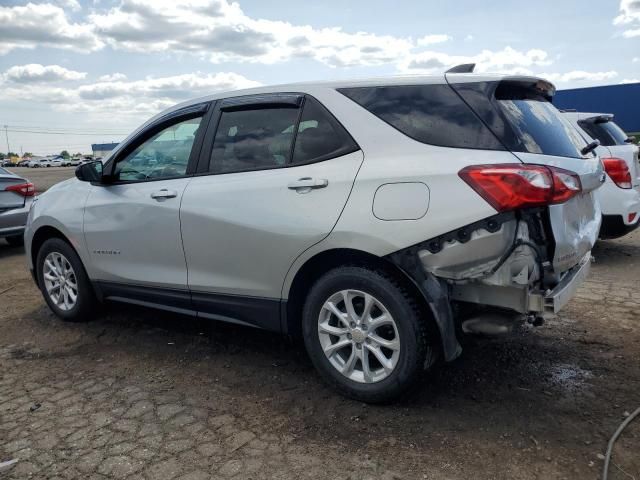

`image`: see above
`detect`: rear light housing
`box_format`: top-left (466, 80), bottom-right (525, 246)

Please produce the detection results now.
top-left (601, 157), bottom-right (632, 189)
top-left (459, 164), bottom-right (582, 213)
top-left (5, 182), bottom-right (35, 197)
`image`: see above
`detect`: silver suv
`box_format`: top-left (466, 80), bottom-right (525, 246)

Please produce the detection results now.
top-left (25, 69), bottom-right (604, 402)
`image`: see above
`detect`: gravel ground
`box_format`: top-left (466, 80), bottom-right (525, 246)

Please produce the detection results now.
top-left (0, 171), bottom-right (638, 479)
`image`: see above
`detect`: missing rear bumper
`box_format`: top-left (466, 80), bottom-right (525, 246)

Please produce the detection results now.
top-left (451, 253), bottom-right (591, 314)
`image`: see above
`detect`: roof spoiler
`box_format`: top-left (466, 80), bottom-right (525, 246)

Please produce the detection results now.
top-left (583, 114), bottom-right (614, 124)
top-left (445, 63), bottom-right (475, 74)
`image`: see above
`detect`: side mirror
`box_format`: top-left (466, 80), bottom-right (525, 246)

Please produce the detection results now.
top-left (75, 161), bottom-right (103, 183)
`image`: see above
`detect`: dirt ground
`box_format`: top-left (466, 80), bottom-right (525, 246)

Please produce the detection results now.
top-left (0, 172), bottom-right (639, 479)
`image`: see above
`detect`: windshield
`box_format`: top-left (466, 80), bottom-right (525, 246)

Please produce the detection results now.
top-left (578, 119), bottom-right (629, 146)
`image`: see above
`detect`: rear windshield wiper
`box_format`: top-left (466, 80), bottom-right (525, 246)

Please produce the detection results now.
top-left (581, 139), bottom-right (600, 156)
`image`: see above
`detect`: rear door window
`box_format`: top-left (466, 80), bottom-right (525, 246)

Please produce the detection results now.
top-left (338, 84), bottom-right (505, 150)
top-left (209, 96), bottom-right (359, 173)
top-left (209, 107), bottom-right (299, 174)
top-left (578, 120), bottom-right (628, 146)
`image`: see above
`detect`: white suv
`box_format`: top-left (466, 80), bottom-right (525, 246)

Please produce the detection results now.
top-left (25, 70), bottom-right (604, 402)
top-left (563, 112), bottom-right (640, 238)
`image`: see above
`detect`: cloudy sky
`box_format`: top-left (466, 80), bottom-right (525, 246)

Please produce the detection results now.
top-left (0, 0), bottom-right (639, 155)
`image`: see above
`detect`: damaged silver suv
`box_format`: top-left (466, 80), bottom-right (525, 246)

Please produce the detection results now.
top-left (25, 66), bottom-right (604, 402)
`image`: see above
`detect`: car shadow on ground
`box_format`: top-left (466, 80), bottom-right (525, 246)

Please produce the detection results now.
top-left (21, 298), bottom-right (601, 416)
top-left (0, 242), bottom-right (25, 259)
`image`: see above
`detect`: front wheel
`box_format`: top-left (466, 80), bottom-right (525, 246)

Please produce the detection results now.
top-left (302, 266), bottom-right (434, 403)
top-left (36, 238), bottom-right (97, 322)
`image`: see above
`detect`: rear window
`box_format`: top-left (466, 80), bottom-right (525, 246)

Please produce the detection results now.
top-left (578, 119), bottom-right (628, 147)
top-left (451, 81), bottom-right (589, 159)
top-left (338, 84), bottom-right (505, 150)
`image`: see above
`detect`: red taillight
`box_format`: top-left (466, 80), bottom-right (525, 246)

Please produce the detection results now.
top-left (459, 164), bottom-right (581, 212)
top-left (5, 182), bottom-right (35, 197)
top-left (601, 157), bottom-right (632, 189)
top-left (630, 213), bottom-right (638, 223)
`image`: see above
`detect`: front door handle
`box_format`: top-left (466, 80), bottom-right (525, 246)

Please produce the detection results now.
top-left (150, 189), bottom-right (178, 200)
top-left (287, 177), bottom-right (329, 193)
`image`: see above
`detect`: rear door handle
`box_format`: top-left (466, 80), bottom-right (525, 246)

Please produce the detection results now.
top-left (287, 177), bottom-right (329, 192)
top-left (150, 189), bottom-right (178, 200)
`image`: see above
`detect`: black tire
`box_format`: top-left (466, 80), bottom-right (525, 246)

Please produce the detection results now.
top-left (5, 235), bottom-right (24, 247)
top-left (36, 237), bottom-right (97, 322)
top-left (302, 266), bottom-right (433, 404)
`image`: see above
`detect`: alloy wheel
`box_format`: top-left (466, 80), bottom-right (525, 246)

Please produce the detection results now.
top-left (318, 289), bottom-right (400, 383)
top-left (43, 252), bottom-right (78, 311)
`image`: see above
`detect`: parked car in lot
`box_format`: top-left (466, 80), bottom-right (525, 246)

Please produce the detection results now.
top-left (0, 167), bottom-right (35, 246)
top-left (69, 157), bottom-right (83, 167)
top-left (563, 112), bottom-right (640, 238)
top-left (49, 156), bottom-right (65, 167)
top-left (25, 69), bottom-right (604, 402)
top-left (28, 158), bottom-right (51, 168)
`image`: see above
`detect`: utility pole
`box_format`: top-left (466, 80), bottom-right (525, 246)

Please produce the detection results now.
top-left (3, 125), bottom-right (10, 155)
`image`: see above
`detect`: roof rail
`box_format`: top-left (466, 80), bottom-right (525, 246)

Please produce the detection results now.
top-left (445, 63), bottom-right (475, 74)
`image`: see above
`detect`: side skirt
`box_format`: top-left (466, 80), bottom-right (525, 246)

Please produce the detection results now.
top-left (94, 281), bottom-right (282, 332)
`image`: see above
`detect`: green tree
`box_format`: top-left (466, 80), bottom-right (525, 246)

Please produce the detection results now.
top-left (0, 152), bottom-right (5, 160)
top-left (60, 150), bottom-right (70, 159)
top-left (22, 152), bottom-right (33, 158)
top-left (7, 152), bottom-right (18, 158)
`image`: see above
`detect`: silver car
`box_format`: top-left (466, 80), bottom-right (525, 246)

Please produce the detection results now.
top-left (0, 167), bottom-right (35, 246)
top-left (24, 68), bottom-right (604, 402)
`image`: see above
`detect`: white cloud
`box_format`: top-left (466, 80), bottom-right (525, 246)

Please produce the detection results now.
top-left (416, 34), bottom-right (451, 46)
top-left (541, 70), bottom-right (618, 84)
top-left (77, 72), bottom-right (260, 102)
top-left (52, 0), bottom-right (82, 11)
top-left (1, 71), bottom-right (260, 118)
top-left (98, 72), bottom-right (127, 81)
top-left (0, 2), bottom-right (101, 55)
top-left (400, 47), bottom-right (551, 74)
top-left (4, 64), bottom-right (87, 83)
top-left (88, 0), bottom-right (417, 67)
top-left (620, 78), bottom-right (640, 84)
top-left (614, 0), bottom-right (640, 37)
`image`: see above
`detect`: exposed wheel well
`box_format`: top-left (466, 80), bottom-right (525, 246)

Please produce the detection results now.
top-left (285, 248), bottom-right (440, 344)
top-left (30, 226), bottom-right (72, 282)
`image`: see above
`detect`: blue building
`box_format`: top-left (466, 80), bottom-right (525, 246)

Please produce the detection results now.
top-left (91, 142), bottom-right (119, 158)
top-left (554, 82), bottom-right (640, 133)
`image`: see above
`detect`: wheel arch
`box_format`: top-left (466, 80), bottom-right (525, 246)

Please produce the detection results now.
top-left (284, 248), bottom-right (444, 349)
top-left (30, 226), bottom-right (77, 286)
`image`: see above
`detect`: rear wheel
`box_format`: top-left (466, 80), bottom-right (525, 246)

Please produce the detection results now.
top-left (302, 266), bottom-right (433, 403)
top-left (5, 235), bottom-right (24, 247)
top-left (36, 238), bottom-right (97, 322)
